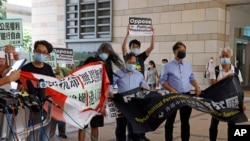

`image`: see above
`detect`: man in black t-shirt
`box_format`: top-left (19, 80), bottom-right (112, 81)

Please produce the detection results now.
top-left (122, 24), bottom-right (155, 77)
top-left (17, 40), bottom-right (56, 140)
top-left (121, 24), bottom-right (155, 141)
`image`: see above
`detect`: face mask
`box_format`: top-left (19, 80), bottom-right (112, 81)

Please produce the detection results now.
top-left (34, 53), bottom-right (47, 63)
top-left (126, 64), bottom-right (136, 72)
top-left (177, 51), bottom-right (186, 59)
top-left (220, 58), bottom-right (231, 65)
top-left (131, 48), bottom-right (139, 55)
top-left (98, 53), bottom-right (108, 61)
top-left (162, 63), bottom-right (165, 66)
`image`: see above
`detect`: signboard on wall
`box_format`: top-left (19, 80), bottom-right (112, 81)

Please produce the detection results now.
top-left (129, 17), bottom-right (153, 36)
top-left (0, 18), bottom-right (23, 47)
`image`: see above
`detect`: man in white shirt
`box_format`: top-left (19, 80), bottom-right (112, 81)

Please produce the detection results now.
top-left (209, 47), bottom-right (243, 141)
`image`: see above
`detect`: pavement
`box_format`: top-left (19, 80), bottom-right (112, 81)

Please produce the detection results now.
top-left (50, 91), bottom-right (250, 141)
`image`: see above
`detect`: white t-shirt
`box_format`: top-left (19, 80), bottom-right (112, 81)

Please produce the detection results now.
top-left (209, 64), bottom-right (243, 82)
top-left (206, 59), bottom-right (215, 72)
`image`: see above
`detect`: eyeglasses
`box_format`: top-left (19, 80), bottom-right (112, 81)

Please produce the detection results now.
top-left (35, 49), bottom-right (49, 55)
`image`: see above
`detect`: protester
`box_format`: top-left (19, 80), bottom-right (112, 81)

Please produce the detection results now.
top-left (122, 24), bottom-right (155, 76)
top-left (209, 47), bottom-right (243, 141)
top-left (146, 60), bottom-right (159, 91)
top-left (49, 65), bottom-right (75, 139)
top-left (205, 56), bottom-right (215, 85)
top-left (0, 70), bottom-right (20, 86)
top-left (122, 24), bottom-right (154, 141)
top-left (0, 44), bottom-right (19, 77)
top-left (160, 41), bottom-right (201, 141)
top-left (16, 40), bottom-right (55, 140)
top-left (78, 42), bottom-right (125, 141)
top-left (110, 53), bottom-right (149, 141)
top-left (162, 59), bottom-right (168, 65)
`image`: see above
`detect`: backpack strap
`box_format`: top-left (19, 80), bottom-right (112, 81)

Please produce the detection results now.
top-left (215, 65), bottom-right (220, 80)
top-left (215, 65), bottom-right (239, 80)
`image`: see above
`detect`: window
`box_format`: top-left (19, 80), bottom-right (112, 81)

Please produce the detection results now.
top-left (65, 0), bottom-right (112, 42)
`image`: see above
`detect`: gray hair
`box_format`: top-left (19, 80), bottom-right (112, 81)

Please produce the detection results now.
top-left (220, 47), bottom-right (233, 57)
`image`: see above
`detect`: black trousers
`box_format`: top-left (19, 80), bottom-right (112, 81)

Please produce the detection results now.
top-left (165, 106), bottom-right (192, 141)
top-left (209, 117), bottom-right (235, 141)
top-left (116, 117), bottom-right (140, 141)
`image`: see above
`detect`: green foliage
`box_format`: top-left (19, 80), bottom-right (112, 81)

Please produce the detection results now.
top-left (0, 0), bottom-right (7, 19)
top-left (22, 30), bottom-right (32, 52)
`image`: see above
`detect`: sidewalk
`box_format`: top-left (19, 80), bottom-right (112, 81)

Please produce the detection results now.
top-left (50, 91), bottom-right (250, 141)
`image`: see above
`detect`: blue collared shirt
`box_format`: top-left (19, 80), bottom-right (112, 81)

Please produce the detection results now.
top-left (160, 59), bottom-right (195, 93)
top-left (111, 69), bottom-right (148, 93)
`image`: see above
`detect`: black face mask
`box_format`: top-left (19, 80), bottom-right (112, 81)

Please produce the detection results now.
top-left (177, 51), bottom-right (186, 59)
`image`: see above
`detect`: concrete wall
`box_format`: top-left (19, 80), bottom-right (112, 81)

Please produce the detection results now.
top-left (6, 3), bottom-right (31, 31)
top-left (31, 0), bottom-right (232, 89)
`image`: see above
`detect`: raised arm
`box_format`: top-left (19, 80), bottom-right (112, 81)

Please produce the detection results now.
top-left (145, 26), bottom-right (155, 56)
top-left (122, 24), bottom-right (130, 56)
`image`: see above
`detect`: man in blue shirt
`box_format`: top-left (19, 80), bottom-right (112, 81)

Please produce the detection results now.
top-left (160, 42), bottom-right (201, 141)
top-left (110, 53), bottom-right (148, 141)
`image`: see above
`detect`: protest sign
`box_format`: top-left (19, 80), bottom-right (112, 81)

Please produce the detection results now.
top-left (129, 17), bottom-right (153, 36)
top-left (0, 18), bottom-right (23, 47)
top-left (54, 48), bottom-right (74, 64)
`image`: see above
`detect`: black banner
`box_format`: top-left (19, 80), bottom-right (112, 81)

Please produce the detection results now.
top-left (112, 76), bottom-right (248, 133)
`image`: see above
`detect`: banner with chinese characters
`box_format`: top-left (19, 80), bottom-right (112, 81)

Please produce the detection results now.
top-left (129, 17), bottom-right (153, 36)
top-left (19, 62), bottom-right (110, 128)
top-left (53, 48), bottom-right (74, 64)
top-left (112, 76), bottom-right (248, 133)
top-left (0, 18), bottom-right (23, 47)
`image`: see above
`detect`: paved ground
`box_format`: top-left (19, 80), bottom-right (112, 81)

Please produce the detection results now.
top-left (50, 91), bottom-right (250, 141)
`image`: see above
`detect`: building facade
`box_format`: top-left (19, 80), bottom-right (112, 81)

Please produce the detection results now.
top-left (31, 0), bottom-right (250, 89)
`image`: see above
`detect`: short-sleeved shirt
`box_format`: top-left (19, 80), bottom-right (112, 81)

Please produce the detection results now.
top-left (209, 64), bottom-right (243, 82)
top-left (124, 51), bottom-right (148, 76)
top-left (21, 62), bottom-right (55, 77)
top-left (147, 68), bottom-right (158, 84)
top-left (17, 62), bottom-right (55, 85)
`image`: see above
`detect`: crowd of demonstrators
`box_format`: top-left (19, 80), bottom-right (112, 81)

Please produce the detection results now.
top-left (78, 42), bottom-right (125, 141)
top-left (146, 60), bottom-right (159, 91)
top-left (109, 53), bottom-right (149, 141)
top-left (121, 24), bottom-right (154, 141)
top-left (208, 47), bottom-right (243, 141)
top-left (160, 42), bottom-right (201, 141)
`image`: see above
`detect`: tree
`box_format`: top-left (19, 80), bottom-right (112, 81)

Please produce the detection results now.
top-left (22, 30), bottom-right (32, 52)
top-left (0, 0), bottom-right (7, 19)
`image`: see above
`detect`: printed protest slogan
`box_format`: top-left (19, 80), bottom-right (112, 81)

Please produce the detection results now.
top-left (54, 48), bottom-right (74, 64)
top-left (19, 62), bottom-right (110, 128)
top-left (0, 19), bottom-right (23, 46)
top-left (112, 76), bottom-right (248, 133)
top-left (129, 17), bottom-right (153, 36)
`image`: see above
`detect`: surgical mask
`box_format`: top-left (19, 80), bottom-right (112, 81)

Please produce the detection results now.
top-left (162, 63), bottom-right (165, 66)
top-left (220, 58), bottom-right (231, 65)
top-left (131, 48), bottom-right (139, 55)
top-left (34, 53), bottom-right (47, 62)
top-left (177, 51), bottom-right (186, 59)
top-left (98, 53), bottom-right (108, 61)
top-left (126, 64), bottom-right (136, 72)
